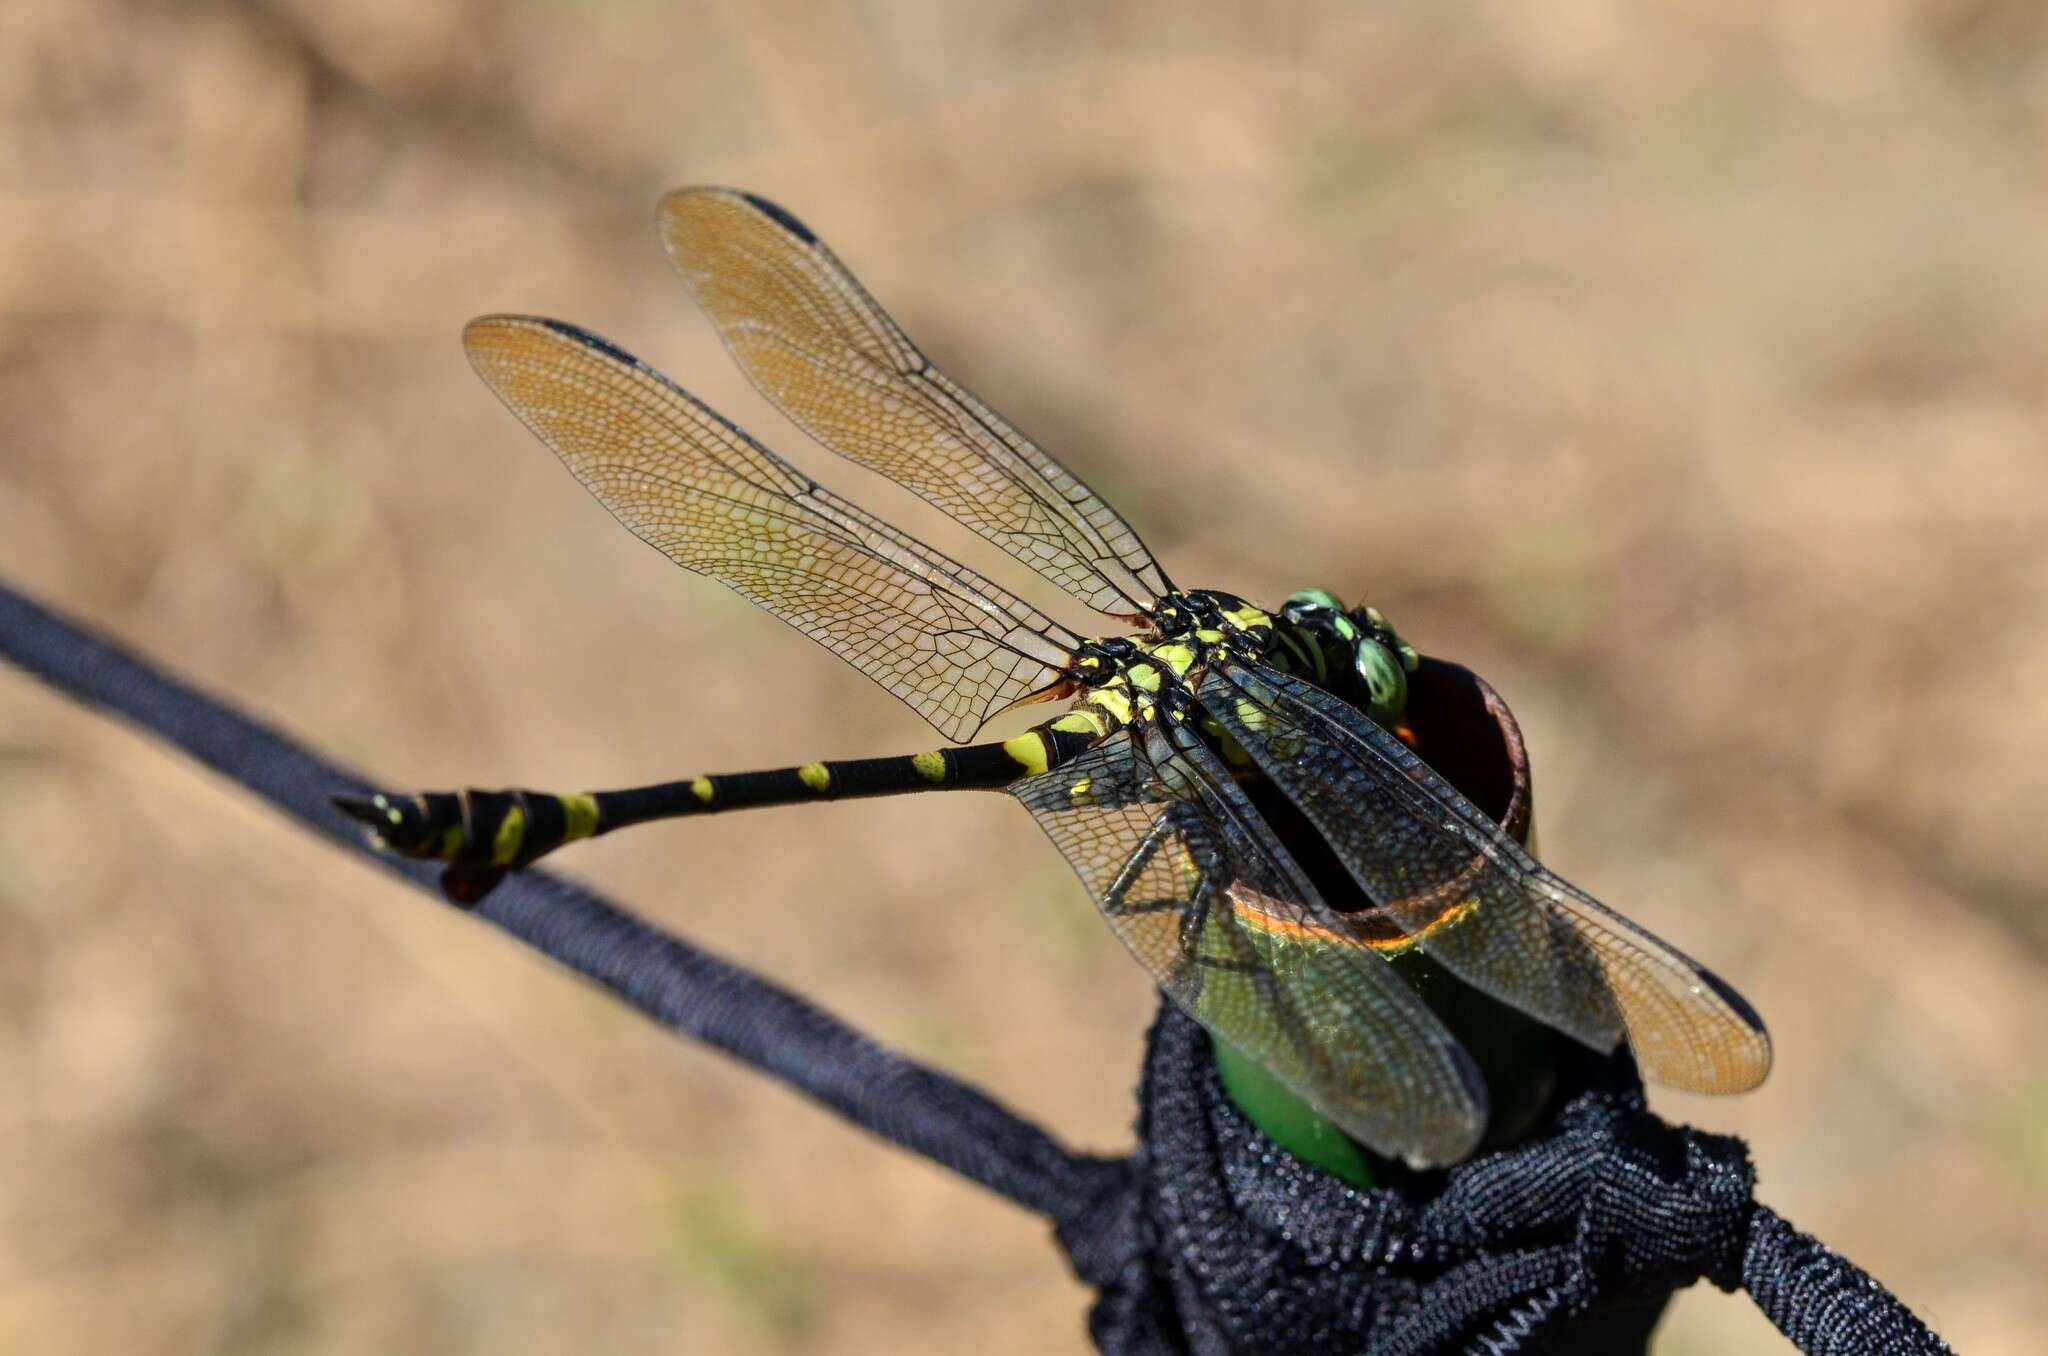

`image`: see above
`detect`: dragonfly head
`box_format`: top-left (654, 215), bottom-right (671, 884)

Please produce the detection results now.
top-left (1280, 588), bottom-right (1420, 726)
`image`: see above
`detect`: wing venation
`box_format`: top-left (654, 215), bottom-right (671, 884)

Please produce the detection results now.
top-left (1012, 722), bottom-right (1487, 1167)
top-left (660, 187), bottom-right (1172, 618)
top-left (463, 315), bottom-right (1076, 743)
top-left (1205, 659), bottom-right (1772, 1095)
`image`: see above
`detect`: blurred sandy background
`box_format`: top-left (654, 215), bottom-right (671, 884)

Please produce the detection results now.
top-left (2, 2), bottom-right (2044, 1352)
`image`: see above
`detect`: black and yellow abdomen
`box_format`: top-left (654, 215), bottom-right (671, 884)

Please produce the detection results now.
top-left (336, 718), bottom-right (1104, 905)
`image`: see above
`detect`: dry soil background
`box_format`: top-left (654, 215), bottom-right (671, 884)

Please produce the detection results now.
top-left (3, 2), bottom-right (2045, 1352)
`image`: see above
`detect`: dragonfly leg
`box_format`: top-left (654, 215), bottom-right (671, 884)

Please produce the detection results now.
top-left (1099, 815), bottom-right (1185, 919)
top-left (1099, 801), bottom-right (1265, 980)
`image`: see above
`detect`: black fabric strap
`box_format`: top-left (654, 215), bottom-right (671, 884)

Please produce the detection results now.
top-left (1742, 1208), bottom-right (1955, 1356)
top-left (0, 580), bottom-right (1121, 1227)
top-left (1083, 1007), bottom-right (1952, 1354)
top-left (0, 576), bottom-right (1952, 1354)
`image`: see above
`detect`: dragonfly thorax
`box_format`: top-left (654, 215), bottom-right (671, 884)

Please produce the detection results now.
top-left (1060, 592), bottom-right (1275, 733)
top-left (1150, 588), bottom-right (1274, 648)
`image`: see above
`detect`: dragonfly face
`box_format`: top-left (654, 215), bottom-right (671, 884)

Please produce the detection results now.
top-left (340, 187), bottom-right (1773, 1170)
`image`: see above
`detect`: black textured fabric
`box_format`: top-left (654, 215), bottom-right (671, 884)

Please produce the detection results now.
top-left (1074, 1007), bottom-right (1952, 1355)
top-left (0, 577), bottom-right (1953, 1354)
top-left (1740, 1210), bottom-right (1956, 1356)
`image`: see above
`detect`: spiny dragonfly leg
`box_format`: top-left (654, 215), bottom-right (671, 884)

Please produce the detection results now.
top-left (1100, 802), bottom-right (1263, 979)
top-left (1099, 814), bottom-right (1185, 919)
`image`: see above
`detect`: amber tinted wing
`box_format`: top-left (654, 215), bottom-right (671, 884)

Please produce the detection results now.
top-left (659, 187), bottom-right (1172, 620)
top-left (1012, 721), bottom-right (1487, 1167)
top-left (1204, 659), bottom-right (1772, 1095)
top-left (464, 316), bottom-right (1078, 743)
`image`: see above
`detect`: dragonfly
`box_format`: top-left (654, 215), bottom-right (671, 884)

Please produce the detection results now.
top-left (338, 188), bottom-right (1770, 1168)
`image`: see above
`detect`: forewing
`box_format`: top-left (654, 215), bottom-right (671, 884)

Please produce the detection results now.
top-left (463, 316), bottom-right (1076, 743)
top-left (1206, 660), bottom-right (1772, 1095)
top-left (1011, 724), bottom-right (1486, 1168)
top-left (659, 187), bottom-right (1172, 619)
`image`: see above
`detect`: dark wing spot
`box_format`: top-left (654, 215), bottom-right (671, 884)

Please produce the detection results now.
top-left (740, 193), bottom-right (818, 245)
top-left (539, 319), bottom-right (643, 371)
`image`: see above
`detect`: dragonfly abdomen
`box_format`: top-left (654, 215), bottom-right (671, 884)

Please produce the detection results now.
top-left (603, 740), bottom-right (1057, 819)
top-left (333, 786), bottom-right (601, 902)
top-left (336, 717), bottom-right (1103, 904)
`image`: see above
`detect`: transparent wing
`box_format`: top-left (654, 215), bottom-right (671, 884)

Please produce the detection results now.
top-left (464, 315), bottom-right (1079, 743)
top-left (1204, 659), bottom-right (1772, 1095)
top-left (659, 187), bottom-right (1172, 619)
top-left (1012, 722), bottom-right (1487, 1167)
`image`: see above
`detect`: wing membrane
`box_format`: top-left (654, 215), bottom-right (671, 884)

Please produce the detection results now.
top-left (1012, 722), bottom-right (1486, 1167)
top-left (1204, 659), bottom-right (1772, 1095)
top-left (659, 187), bottom-right (1172, 618)
top-left (463, 316), bottom-right (1078, 743)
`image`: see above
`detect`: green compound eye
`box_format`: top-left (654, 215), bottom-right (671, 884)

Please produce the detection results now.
top-left (1283, 587), bottom-right (1344, 616)
top-left (1355, 638), bottom-right (1409, 725)
top-left (1355, 605), bottom-right (1420, 675)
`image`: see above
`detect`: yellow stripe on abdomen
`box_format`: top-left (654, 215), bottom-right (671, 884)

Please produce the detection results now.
top-left (1002, 733), bottom-right (1051, 776)
top-left (561, 793), bottom-right (601, 842)
top-left (490, 804), bottom-right (528, 866)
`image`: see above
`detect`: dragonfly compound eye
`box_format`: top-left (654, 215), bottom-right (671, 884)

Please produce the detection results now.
top-left (1354, 638), bottom-right (1410, 725)
top-left (1281, 586), bottom-right (1345, 622)
top-left (1353, 605), bottom-right (1420, 675)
